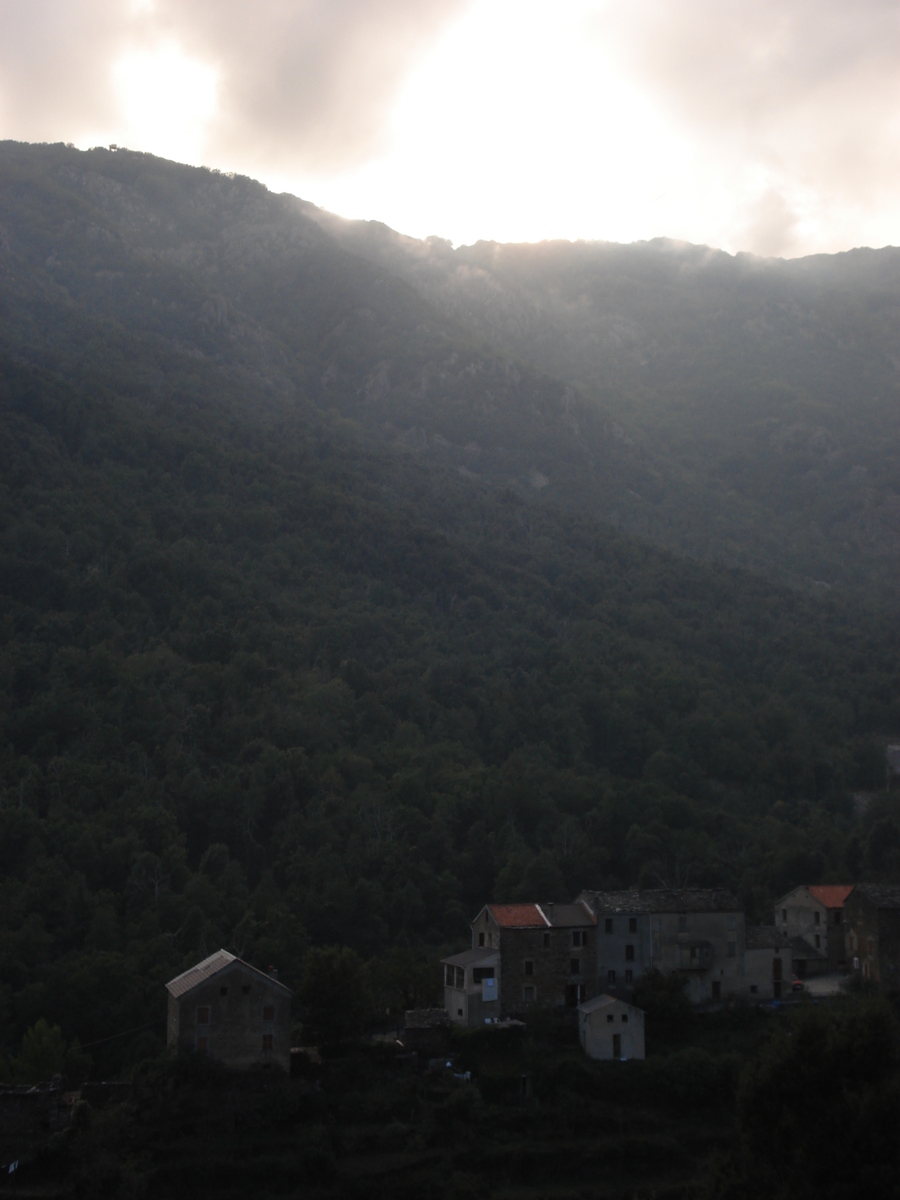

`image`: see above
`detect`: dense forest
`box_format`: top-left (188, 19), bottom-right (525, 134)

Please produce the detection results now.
top-left (1, 141), bottom-right (900, 1099)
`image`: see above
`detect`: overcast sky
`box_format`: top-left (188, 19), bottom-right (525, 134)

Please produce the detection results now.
top-left (1, 0), bottom-right (898, 256)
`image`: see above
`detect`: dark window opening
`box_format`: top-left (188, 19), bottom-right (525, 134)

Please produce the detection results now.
top-left (543, 932), bottom-right (551, 948)
top-left (262, 1034), bottom-right (273, 1052)
top-left (625, 944), bottom-right (635, 961)
top-left (625, 969), bottom-right (633, 984)
top-left (570, 958), bottom-right (580, 975)
top-left (263, 1006), bottom-right (275, 1022)
top-left (711, 981), bottom-right (721, 1001)
top-left (606, 1013), bottom-right (614, 1023)
top-left (478, 932), bottom-right (485, 946)
top-left (196, 1006), bottom-right (210, 1025)
top-left (782, 909), bottom-right (787, 922)
top-left (605, 918), bottom-right (613, 934)
top-left (621, 1013), bottom-right (628, 1023)
top-left (473, 967), bottom-right (494, 982)
top-left (815, 935), bottom-right (821, 949)
top-left (814, 911), bottom-right (820, 926)
top-left (243, 985), bottom-right (251, 996)
top-left (607, 969), bottom-right (616, 984)
top-left (629, 917), bottom-right (637, 933)
top-left (220, 986), bottom-right (228, 996)
top-left (613, 1033), bottom-right (622, 1059)
top-left (196, 1036), bottom-right (208, 1054)
top-left (835, 911), bottom-right (842, 925)
top-left (750, 984), bottom-right (758, 994)
top-left (524, 960), bottom-right (534, 976)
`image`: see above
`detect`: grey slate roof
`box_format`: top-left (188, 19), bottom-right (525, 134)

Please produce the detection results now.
top-left (441, 948), bottom-right (500, 968)
top-left (578, 993), bottom-right (642, 1015)
top-left (166, 949), bottom-right (292, 998)
top-left (853, 883), bottom-right (900, 910)
top-left (578, 888), bottom-right (741, 916)
top-left (746, 926), bottom-right (788, 951)
top-left (537, 902), bottom-right (597, 927)
top-left (789, 936), bottom-right (827, 961)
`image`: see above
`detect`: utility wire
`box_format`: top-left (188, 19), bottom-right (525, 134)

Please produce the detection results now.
top-left (76, 1019), bottom-right (164, 1051)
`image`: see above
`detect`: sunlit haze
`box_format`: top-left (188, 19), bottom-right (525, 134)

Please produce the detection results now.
top-left (1, 0), bottom-right (899, 255)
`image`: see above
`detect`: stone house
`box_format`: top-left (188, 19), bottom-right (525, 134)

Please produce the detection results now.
top-left (744, 926), bottom-right (792, 1000)
top-left (166, 949), bottom-right (292, 1072)
top-left (844, 884), bottom-right (900, 988)
top-left (775, 885), bottom-right (853, 976)
top-left (578, 889), bottom-right (745, 1005)
top-left (445, 902), bottom-right (597, 1022)
top-left (578, 994), bottom-right (645, 1060)
top-left (441, 947), bottom-right (501, 1027)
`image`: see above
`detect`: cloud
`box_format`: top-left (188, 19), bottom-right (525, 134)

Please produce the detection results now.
top-left (0, 0), bottom-right (471, 169)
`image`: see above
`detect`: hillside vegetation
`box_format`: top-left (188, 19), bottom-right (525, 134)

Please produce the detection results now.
top-left (1, 143), bottom-right (900, 1078)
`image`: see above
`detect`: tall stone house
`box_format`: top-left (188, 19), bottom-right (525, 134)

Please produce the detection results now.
top-left (578, 889), bottom-right (745, 1004)
top-left (166, 949), bottom-right (292, 1072)
top-left (744, 926), bottom-right (792, 999)
top-left (775, 884), bottom-right (853, 977)
top-left (844, 884), bottom-right (900, 987)
top-left (442, 902), bottom-right (597, 1025)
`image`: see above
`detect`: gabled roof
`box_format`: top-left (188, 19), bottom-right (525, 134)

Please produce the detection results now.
top-left (853, 883), bottom-right (900, 910)
top-left (537, 902), bottom-right (597, 928)
top-left (166, 949), bottom-right (291, 998)
top-left (789, 936), bottom-right (827, 961)
top-left (487, 904), bottom-right (549, 928)
top-left (578, 888), bottom-right (740, 916)
top-left (578, 993), bottom-right (643, 1015)
top-left (807, 885), bottom-right (854, 909)
top-left (746, 925), bottom-right (788, 951)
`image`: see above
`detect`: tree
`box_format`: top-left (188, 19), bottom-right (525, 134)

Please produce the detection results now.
top-left (298, 947), bottom-right (370, 1045)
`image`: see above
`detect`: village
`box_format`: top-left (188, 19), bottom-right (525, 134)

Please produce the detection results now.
top-left (157, 881), bottom-right (900, 1071)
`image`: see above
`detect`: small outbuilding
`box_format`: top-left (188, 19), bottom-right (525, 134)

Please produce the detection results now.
top-left (578, 994), bottom-right (645, 1061)
top-left (166, 949), bottom-right (292, 1072)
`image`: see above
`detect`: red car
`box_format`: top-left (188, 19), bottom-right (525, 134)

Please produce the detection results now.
top-left (791, 976), bottom-right (804, 992)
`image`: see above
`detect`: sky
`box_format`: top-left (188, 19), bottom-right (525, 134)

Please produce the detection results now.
top-left (1, 0), bottom-right (898, 257)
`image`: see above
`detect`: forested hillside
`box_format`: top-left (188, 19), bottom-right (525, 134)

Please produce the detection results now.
top-left (311, 210), bottom-right (900, 597)
top-left (1, 142), bottom-right (900, 1077)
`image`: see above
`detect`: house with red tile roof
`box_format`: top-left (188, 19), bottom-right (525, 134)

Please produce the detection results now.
top-left (775, 885), bottom-right (855, 976)
top-left (442, 901), bottom-right (597, 1025)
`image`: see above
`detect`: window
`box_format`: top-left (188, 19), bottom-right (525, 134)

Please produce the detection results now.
top-left (523, 986), bottom-right (536, 1003)
top-left (607, 1013), bottom-right (614, 1023)
top-left (727, 914), bottom-right (736, 931)
top-left (572, 931), bottom-right (587, 947)
top-left (445, 965), bottom-right (454, 987)
top-left (456, 966), bottom-right (465, 989)
top-left (478, 932), bottom-right (485, 947)
top-left (543, 932), bottom-right (551, 949)
top-left (458, 1008), bottom-right (463, 1016)
top-left (750, 984), bottom-right (758, 994)
top-left (629, 917), bottom-right (637, 933)
top-left (835, 910), bottom-right (842, 925)
top-left (570, 959), bottom-right (580, 975)
top-left (625, 944), bottom-right (635, 962)
top-left (262, 1034), bottom-right (273, 1052)
top-left (196, 1006), bottom-right (210, 1025)
top-left (782, 909), bottom-right (787, 923)
top-left (621, 1014), bottom-right (628, 1023)
top-left (711, 981), bottom-right (721, 1001)
top-left (625, 969), bottom-right (633, 984)
top-left (678, 915), bottom-right (688, 932)
top-left (196, 1036), bottom-right (208, 1054)
top-left (727, 942), bottom-right (736, 958)
top-left (607, 969), bottom-right (616, 984)
top-left (814, 911), bottom-right (820, 926)
top-left (524, 960), bottom-right (534, 976)
top-left (243, 985), bottom-right (251, 996)
top-left (263, 1006), bottom-right (275, 1022)
top-left (605, 918), bottom-right (613, 934)
top-left (220, 986), bottom-right (228, 997)
top-left (473, 967), bottom-right (494, 983)
top-left (814, 935), bottom-right (821, 949)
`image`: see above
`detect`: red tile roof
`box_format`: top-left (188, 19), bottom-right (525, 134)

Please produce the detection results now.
top-left (808, 885), bottom-right (854, 909)
top-left (489, 903), bottom-right (549, 928)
